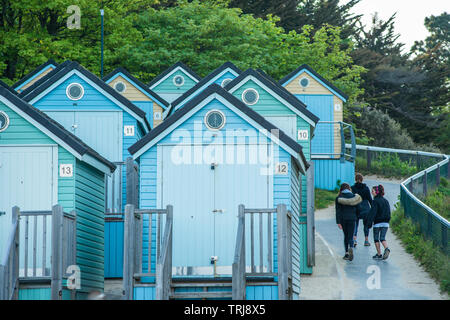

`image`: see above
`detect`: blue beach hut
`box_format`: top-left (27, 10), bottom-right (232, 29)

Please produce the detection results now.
top-left (15, 61), bottom-right (151, 278)
top-left (0, 86), bottom-right (116, 300)
top-left (103, 67), bottom-right (169, 128)
top-left (280, 64), bottom-right (355, 190)
top-left (125, 84), bottom-right (309, 300)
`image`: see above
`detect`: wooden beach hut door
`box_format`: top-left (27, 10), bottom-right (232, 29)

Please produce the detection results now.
top-left (159, 144), bottom-right (270, 277)
top-left (0, 146), bottom-right (55, 275)
top-left (44, 111), bottom-right (122, 211)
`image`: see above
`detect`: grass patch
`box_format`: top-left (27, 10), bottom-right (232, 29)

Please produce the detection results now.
top-left (390, 203), bottom-right (450, 295)
top-left (422, 178), bottom-right (450, 220)
top-left (315, 188), bottom-right (338, 210)
top-left (355, 153), bottom-right (419, 179)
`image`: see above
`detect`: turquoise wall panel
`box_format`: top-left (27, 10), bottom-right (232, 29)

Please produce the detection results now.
top-left (104, 220), bottom-right (124, 278)
top-left (75, 159), bottom-right (106, 294)
top-left (152, 69), bottom-right (197, 94)
top-left (314, 159), bottom-right (355, 190)
top-left (19, 288), bottom-right (51, 300)
top-left (134, 286), bottom-right (156, 300)
top-left (214, 71), bottom-right (238, 86)
top-left (246, 285), bottom-right (278, 300)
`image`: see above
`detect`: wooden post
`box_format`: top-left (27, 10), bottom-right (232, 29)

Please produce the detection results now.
top-left (277, 204), bottom-right (289, 300)
top-left (123, 204), bottom-right (135, 300)
top-left (423, 170), bottom-right (428, 197)
top-left (436, 164), bottom-right (440, 186)
top-left (367, 150), bottom-right (371, 171)
top-left (306, 162), bottom-right (315, 267)
top-left (51, 205), bottom-right (63, 300)
top-left (126, 157), bottom-right (138, 207)
top-left (12, 206), bottom-right (20, 300)
top-left (232, 204), bottom-right (246, 300)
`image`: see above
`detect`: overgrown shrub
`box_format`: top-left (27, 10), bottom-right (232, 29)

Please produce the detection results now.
top-left (390, 204), bottom-right (450, 295)
top-left (355, 152), bottom-right (418, 178)
top-left (349, 107), bottom-right (441, 153)
top-left (422, 178), bottom-right (450, 220)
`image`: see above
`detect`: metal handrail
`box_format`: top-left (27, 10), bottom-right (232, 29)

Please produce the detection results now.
top-left (346, 143), bottom-right (449, 253)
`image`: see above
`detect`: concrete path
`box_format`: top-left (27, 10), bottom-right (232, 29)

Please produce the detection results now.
top-left (300, 177), bottom-right (448, 300)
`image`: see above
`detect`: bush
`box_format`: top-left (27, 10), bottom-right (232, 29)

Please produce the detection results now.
top-left (355, 152), bottom-right (418, 178)
top-left (349, 107), bottom-right (441, 153)
top-left (422, 178), bottom-right (450, 220)
top-left (315, 188), bottom-right (338, 210)
top-left (390, 204), bottom-right (450, 295)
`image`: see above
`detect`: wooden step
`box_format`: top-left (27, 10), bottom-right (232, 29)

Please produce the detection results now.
top-left (170, 291), bottom-right (232, 299)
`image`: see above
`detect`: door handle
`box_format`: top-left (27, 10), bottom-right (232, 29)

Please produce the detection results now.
top-left (212, 209), bottom-right (225, 213)
top-left (71, 124), bottom-right (78, 130)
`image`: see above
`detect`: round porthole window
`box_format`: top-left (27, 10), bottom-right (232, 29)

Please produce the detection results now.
top-left (66, 83), bottom-right (84, 100)
top-left (114, 81), bottom-right (126, 93)
top-left (299, 77), bottom-right (309, 88)
top-left (242, 88), bottom-right (259, 105)
top-left (0, 111), bottom-right (10, 132)
top-left (173, 75), bottom-right (185, 87)
top-left (221, 78), bottom-right (233, 87)
top-left (204, 110), bottom-right (226, 131)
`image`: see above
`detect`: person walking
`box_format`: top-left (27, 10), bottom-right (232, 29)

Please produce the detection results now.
top-left (351, 173), bottom-right (373, 247)
top-left (335, 183), bottom-right (362, 261)
top-left (367, 185), bottom-right (391, 260)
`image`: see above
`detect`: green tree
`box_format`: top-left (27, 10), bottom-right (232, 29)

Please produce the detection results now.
top-left (0, 0), bottom-right (156, 84)
top-left (124, 0), bottom-right (364, 102)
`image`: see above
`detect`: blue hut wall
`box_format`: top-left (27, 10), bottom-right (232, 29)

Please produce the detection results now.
top-left (135, 96), bottom-right (301, 299)
top-left (314, 159), bottom-right (355, 190)
top-left (27, 72), bottom-right (145, 278)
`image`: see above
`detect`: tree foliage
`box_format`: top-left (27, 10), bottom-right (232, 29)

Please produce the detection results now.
top-left (122, 0), bottom-right (364, 102)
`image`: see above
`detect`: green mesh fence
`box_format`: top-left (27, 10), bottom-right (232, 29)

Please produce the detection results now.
top-left (400, 158), bottom-right (450, 256)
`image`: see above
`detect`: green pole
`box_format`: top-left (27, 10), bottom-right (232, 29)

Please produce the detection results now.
top-left (100, 9), bottom-right (104, 78)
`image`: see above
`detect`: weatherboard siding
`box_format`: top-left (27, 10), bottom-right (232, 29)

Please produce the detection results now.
top-left (16, 66), bottom-right (55, 93)
top-left (151, 69), bottom-right (197, 94)
top-left (137, 98), bottom-right (299, 297)
top-left (75, 159), bottom-right (106, 295)
top-left (108, 75), bottom-right (150, 101)
top-left (230, 79), bottom-right (311, 274)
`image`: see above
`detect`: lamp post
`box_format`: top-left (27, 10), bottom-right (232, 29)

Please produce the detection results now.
top-left (100, 9), bottom-right (104, 78)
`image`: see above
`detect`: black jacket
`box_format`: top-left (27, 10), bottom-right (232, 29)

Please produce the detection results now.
top-left (367, 195), bottom-right (391, 226)
top-left (335, 191), bottom-right (358, 224)
top-left (351, 182), bottom-right (373, 219)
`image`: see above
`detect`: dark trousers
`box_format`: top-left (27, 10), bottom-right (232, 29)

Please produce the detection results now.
top-left (354, 219), bottom-right (370, 238)
top-left (342, 220), bottom-right (356, 252)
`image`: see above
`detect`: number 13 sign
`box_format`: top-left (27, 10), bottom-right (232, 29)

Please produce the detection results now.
top-left (60, 164), bottom-right (73, 177)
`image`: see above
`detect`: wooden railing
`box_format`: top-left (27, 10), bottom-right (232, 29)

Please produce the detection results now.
top-left (156, 207), bottom-right (173, 300)
top-left (0, 205), bottom-right (77, 300)
top-left (0, 207), bottom-right (20, 300)
top-left (232, 204), bottom-right (293, 300)
top-left (123, 204), bottom-right (173, 300)
top-left (232, 205), bottom-right (246, 300)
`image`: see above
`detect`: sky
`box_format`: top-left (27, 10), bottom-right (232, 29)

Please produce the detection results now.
top-left (348, 0), bottom-right (449, 51)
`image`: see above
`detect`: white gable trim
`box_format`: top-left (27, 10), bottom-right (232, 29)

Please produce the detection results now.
top-left (0, 95), bottom-right (112, 175)
top-left (132, 93), bottom-right (306, 173)
top-left (149, 66), bottom-right (199, 90)
top-left (228, 75), bottom-right (316, 127)
top-left (28, 70), bottom-right (149, 134)
top-left (173, 67), bottom-right (240, 112)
